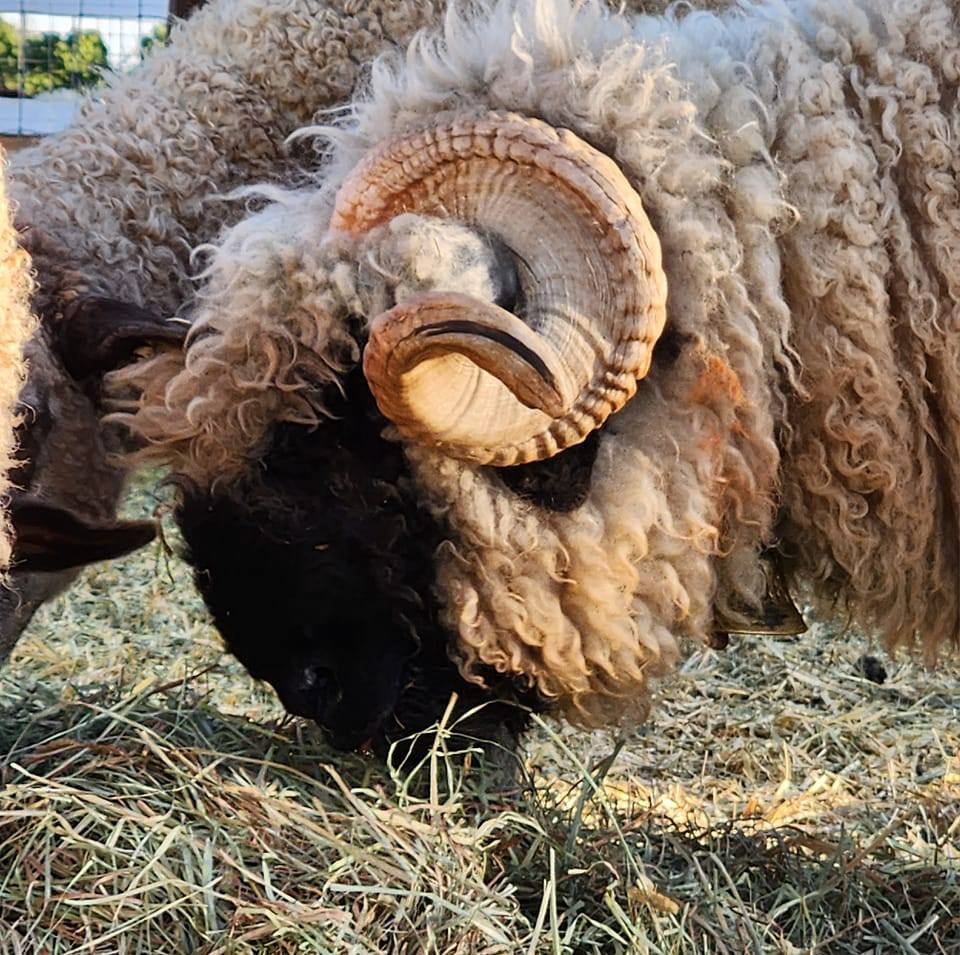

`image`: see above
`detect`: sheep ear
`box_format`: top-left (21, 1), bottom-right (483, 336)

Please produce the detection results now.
top-left (9, 501), bottom-right (156, 572)
top-left (55, 296), bottom-right (189, 380)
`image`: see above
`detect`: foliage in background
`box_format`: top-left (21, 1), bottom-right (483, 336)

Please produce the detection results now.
top-left (140, 22), bottom-right (168, 56)
top-left (0, 21), bottom-right (109, 97)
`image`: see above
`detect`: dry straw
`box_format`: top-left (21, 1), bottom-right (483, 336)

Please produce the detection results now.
top-left (1, 476), bottom-right (958, 953)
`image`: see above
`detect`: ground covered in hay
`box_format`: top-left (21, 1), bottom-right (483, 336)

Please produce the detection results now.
top-left (0, 476), bottom-right (958, 954)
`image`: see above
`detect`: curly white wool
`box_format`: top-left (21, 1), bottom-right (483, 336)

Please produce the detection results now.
top-left (5, 0), bottom-right (446, 321)
top-left (9, 0), bottom-right (649, 320)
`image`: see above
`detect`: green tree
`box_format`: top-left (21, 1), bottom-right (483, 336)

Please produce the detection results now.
top-left (56, 31), bottom-right (109, 87)
top-left (22, 33), bottom-right (60, 95)
top-left (140, 23), bottom-right (168, 57)
top-left (0, 21), bottom-right (21, 94)
top-left (0, 24), bottom-right (109, 97)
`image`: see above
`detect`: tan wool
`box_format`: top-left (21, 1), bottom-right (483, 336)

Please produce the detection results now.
top-left (0, 150), bottom-right (36, 572)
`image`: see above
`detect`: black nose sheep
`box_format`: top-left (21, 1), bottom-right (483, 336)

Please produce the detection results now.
top-left (122, 0), bottom-right (960, 748)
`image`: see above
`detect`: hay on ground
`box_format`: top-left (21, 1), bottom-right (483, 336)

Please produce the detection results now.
top-left (0, 474), bottom-right (957, 953)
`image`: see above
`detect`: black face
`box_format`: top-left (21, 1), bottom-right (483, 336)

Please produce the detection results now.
top-left (176, 366), bottom-right (546, 753)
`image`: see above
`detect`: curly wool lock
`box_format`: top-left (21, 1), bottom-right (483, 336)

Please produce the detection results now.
top-left (124, 0), bottom-right (960, 725)
top-left (8, 0), bottom-right (451, 320)
top-left (0, 149), bottom-right (35, 575)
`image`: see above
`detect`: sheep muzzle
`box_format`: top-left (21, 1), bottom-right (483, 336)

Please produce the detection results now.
top-left (174, 368), bottom-right (542, 754)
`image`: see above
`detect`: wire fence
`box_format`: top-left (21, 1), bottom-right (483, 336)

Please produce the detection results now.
top-left (0, 1), bottom-right (169, 135)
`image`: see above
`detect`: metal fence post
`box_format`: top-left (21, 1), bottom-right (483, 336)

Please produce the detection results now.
top-left (169, 0), bottom-right (205, 20)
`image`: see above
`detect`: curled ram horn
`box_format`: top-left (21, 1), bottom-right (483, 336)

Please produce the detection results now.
top-left (329, 111), bottom-right (668, 466)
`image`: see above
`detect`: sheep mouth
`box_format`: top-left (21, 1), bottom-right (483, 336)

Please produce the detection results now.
top-left (256, 629), bottom-right (540, 755)
top-left (268, 635), bottom-right (416, 753)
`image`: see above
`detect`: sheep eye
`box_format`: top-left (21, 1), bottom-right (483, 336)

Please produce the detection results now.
top-left (499, 430), bottom-right (600, 512)
top-left (487, 236), bottom-right (523, 316)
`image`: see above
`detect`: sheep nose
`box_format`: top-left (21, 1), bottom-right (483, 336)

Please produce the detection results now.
top-left (300, 665), bottom-right (337, 700)
top-left (282, 664), bottom-right (341, 724)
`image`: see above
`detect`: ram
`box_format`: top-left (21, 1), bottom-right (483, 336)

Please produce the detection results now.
top-left (118, 0), bottom-right (960, 751)
top-left (1, 0), bottom-right (703, 671)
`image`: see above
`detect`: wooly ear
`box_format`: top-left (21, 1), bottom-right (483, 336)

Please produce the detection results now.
top-left (54, 296), bottom-right (188, 381)
top-left (9, 500), bottom-right (156, 572)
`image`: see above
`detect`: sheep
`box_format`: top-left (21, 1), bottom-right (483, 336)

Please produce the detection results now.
top-left (0, 155), bottom-right (145, 664)
top-left (1, 0), bottom-right (706, 671)
top-left (127, 0), bottom-right (960, 748)
top-left (1, 0), bottom-right (486, 662)
top-left (1, 0), bottom-right (667, 665)
top-left (0, 322), bottom-right (174, 664)
top-left (112, 0), bottom-right (960, 750)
